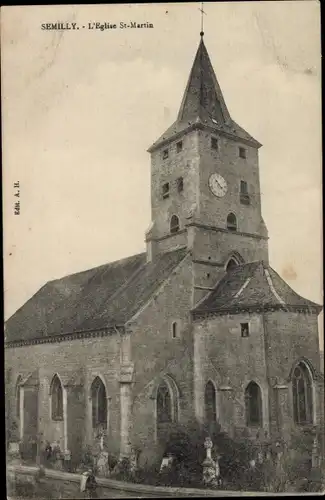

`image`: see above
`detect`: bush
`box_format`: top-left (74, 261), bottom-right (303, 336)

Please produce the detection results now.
top-left (7, 419), bottom-right (20, 443)
top-left (306, 466), bottom-right (325, 492)
top-left (112, 457), bottom-right (134, 482)
top-left (278, 428), bottom-right (325, 493)
top-left (19, 438), bottom-right (37, 462)
top-left (137, 441), bottom-right (165, 470)
top-left (160, 420), bottom-right (259, 490)
top-left (132, 464), bottom-right (160, 485)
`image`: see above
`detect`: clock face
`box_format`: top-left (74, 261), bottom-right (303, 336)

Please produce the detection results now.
top-left (209, 173), bottom-right (228, 198)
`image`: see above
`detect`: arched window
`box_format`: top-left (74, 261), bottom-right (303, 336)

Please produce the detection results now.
top-left (227, 213), bottom-right (237, 231)
top-left (226, 258), bottom-right (238, 272)
top-left (292, 362), bottom-right (313, 425)
top-left (204, 381), bottom-right (217, 423)
top-left (245, 381), bottom-right (262, 426)
top-left (51, 375), bottom-right (63, 421)
top-left (170, 215), bottom-right (180, 234)
top-left (91, 377), bottom-right (107, 429)
top-left (157, 381), bottom-right (172, 423)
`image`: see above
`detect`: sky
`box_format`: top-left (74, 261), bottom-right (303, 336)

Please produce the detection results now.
top-left (2, 2), bottom-right (323, 348)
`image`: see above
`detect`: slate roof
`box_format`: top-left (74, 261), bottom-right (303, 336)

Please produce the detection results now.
top-left (5, 247), bottom-right (188, 343)
top-left (148, 37), bottom-right (261, 152)
top-left (193, 261), bottom-right (322, 317)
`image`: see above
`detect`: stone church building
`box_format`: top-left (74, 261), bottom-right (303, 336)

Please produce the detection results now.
top-left (5, 35), bottom-right (324, 467)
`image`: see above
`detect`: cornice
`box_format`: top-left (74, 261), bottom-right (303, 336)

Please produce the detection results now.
top-left (147, 123), bottom-right (200, 153)
top-left (5, 325), bottom-right (124, 349)
top-left (147, 121), bottom-right (261, 153)
top-left (145, 230), bottom-right (187, 243)
top-left (192, 305), bottom-right (320, 320)
top-left (146, 224), bottom-right (268, 244)
top-left (186, 222), bottom-right (269, 241)
top-left (199, 122), bottom-right (262, 148)
top-left (192, 258), bottom-right (225, 268)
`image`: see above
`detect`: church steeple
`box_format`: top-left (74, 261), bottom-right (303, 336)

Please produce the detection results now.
top-left (177, 36), bottom-right (231, 126)
top-left (146, 34), bottom-right (268, 277)
top-left (148, 37), bottom-right (261, 153)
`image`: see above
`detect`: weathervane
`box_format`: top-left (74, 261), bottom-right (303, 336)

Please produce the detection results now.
top-left (199, 2), bottom-right (207, 37)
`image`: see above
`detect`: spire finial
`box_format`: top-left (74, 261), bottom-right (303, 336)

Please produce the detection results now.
top-left (199, 2), bottom-right (206, 38)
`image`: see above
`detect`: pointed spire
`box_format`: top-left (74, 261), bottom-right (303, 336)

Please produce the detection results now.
top-left (148, 36), bottom-right (261, 152)
top-left (177, 37), bottom-right (231, 126)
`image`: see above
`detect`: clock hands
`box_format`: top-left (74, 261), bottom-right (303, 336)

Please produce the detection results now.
top-left (209, 173), bottom-right (227, 197)
top-left (215, 179), bottom-right (225, 190)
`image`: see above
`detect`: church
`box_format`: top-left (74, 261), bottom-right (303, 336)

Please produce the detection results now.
top-left (5, 33), bottom-right (324, 468)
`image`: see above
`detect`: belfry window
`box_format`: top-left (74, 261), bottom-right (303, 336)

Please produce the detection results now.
top-left (170, 215), bottom-right (180, 234)
top-left (157, 382), bottom-right (172, 423)
top-left (91, 376), bottom-right (107, 429)
top-left (204, 381), bottom-right (217, 423)
top-left (292, 362), bottom-right (313, 426)
top-left (162, 149), bottom-right (169, 160)
top-left (177, 177), bottom-right (184, 193)
top-left (51, 375), bottom-right (63, 421)
top-left (240, 180), bottom-right (250, 205)
top-left (226, 213), bottom-right (237, 231)
top-left (240, 180), bottom-right (248, 194)
top-left (162, 182), bottom-right (170, 199)
top-left (245, 381), bottom-right (262, 427)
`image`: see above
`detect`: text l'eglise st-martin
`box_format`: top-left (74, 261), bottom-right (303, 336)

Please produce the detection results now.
top-left (41, 22), bottom-right (154, 31)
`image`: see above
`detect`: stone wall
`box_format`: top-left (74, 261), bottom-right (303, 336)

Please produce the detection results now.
top-left (193, 312), bottom-right (269, 437)
top-left (193, 309), bottom-right (323, 446)
top-left (129, 253), bottom-right (195, 451)
top-left (198, 130), bottom-right (264, 235)
top-left (263, 310), bottom-right (322, 440)
top-left (5, 255), bottom-right (198, 463)
top-left (150, 130), bottom-right (200, 251)
top-left (5, 332), bottom-right (122, 460)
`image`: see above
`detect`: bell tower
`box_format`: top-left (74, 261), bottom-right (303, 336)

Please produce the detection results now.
top-left (146, 34), bottom-right (269, 301)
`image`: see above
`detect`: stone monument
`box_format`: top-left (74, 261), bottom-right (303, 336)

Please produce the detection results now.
top-left (202, 437), bottom-right (220, 488)
top-left (97, 451), bottom-right (110, 477)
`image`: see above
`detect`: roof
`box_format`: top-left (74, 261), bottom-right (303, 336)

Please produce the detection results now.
top-left (148, 37), bottom-right (261, 152)
top-left (5, 247), bottom-right (188, 343)
top-left (193, 261), bottom-right (322, 317)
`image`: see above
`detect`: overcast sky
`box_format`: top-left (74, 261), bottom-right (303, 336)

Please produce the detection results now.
top-left (2, 2), bottom-right (322, 348)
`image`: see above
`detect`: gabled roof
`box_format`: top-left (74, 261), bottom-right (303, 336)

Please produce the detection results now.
top-left (148, 37), bottom-right (261, 152)
top-left (193, 261), bottom-right (322, 317)
top-left (5, 247), bottom-right (188, 343)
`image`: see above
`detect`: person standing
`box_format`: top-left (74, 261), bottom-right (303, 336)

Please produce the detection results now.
top-left (80, 469), bottom-right (98, 499)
